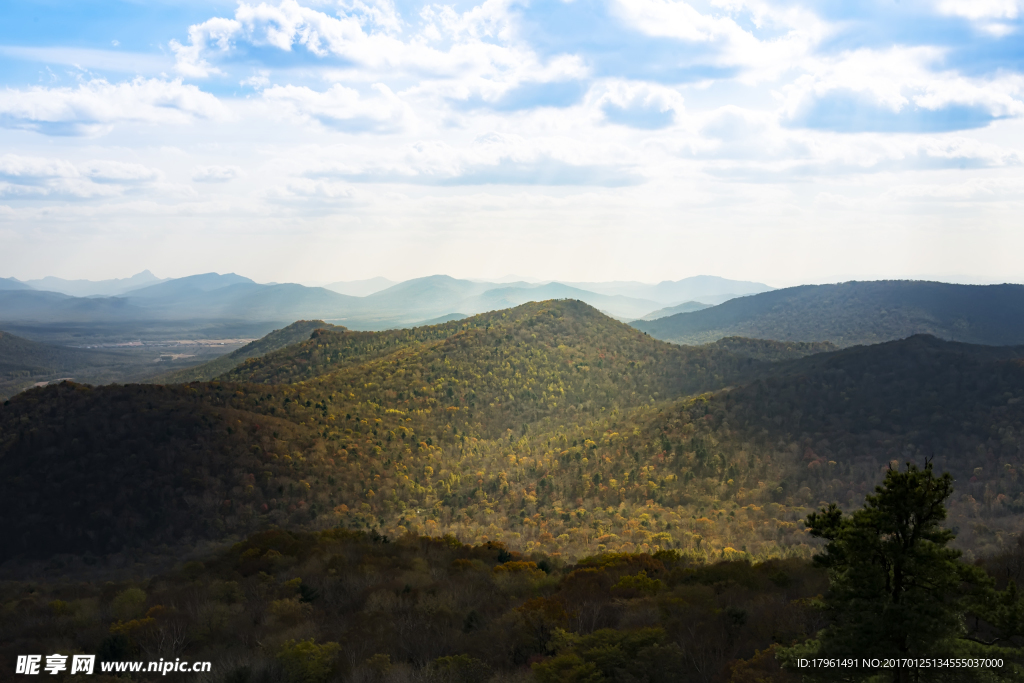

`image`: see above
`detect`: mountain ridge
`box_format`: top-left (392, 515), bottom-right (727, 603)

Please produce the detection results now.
top-left (24, 270), bottom-right (166, 296)
top-left (632, 280), bottom-right (1024, 347)
top-left (0, 272), bottom-right (774, 330)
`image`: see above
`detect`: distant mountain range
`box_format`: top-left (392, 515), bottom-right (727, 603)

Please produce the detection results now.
top-left (23, 270), bottom-right (166, 297)
top-left (562, 275), bottom-right (774, 305)
top-left (0, 277), bottom-right (33, 291)
top-left (0, 272), bottom-right (770, 328)
top-left (8, 274), bottom-right (1024, 350)
top-left (632, 280), bottom-right (1024, 347)
top-left (355, 276), bottom-right (668, 322)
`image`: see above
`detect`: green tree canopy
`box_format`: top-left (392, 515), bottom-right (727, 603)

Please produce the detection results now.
top-left (782, 462), bottom-right (1024, 682)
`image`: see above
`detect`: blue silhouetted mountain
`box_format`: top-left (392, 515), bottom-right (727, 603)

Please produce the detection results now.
top-left (24, 270), bottom-right (167, 297)
top-left (0, 277), bottom-right (33, 291)
top-left (561, 275), bottom-right (774, 305)
top-left (123, 272), bottom-right (257, 299)
top-left (123, 276), bottom-right (365, 321)
top-left (0, 273), bottom-right (365, 324)
top-left (632, 280), bottom-right (1024, 347)
top-left (0, 290), bottom-right (147, 322)
top-left (466, 282), bottom-right (659, 319)
top-left (363, 275), bottom-right (502, 315)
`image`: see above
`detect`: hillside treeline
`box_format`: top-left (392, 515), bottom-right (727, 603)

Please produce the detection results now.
top-left (2, 301), bottom-right (1024, 571)
top-left (634, 280), bottom-right (1024, 347)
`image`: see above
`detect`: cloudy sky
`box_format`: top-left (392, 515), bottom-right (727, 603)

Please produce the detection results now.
top-left (1, 0), bottom-right (1022, 286)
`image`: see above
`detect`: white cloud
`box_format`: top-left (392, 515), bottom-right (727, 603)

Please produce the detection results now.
top-left (271, 178), bottom-right (357, 201)
top-left (936, 0), bottom-right (1022, 35)
top-left (691, 105), bottom-right (808, 159)
top-left (0, 78), bottom-right (233, 136)
top-left (295, 131), bottom-right (645, 185)
top-left (609, 0), bottom-right (831, 81)
top-left (261, 83), bottom-right (413, 132)
top-left (611, 0), bottom-right (748, 43)
top-left (937, 0), bottom-right (1022, 20)
top-left (170, 16), bottom-right (242, 78)
top-left (241, 71), bottom-right (271, 89)
top-left (0, 154), bottom-right (163, 199)
top-left (170, 0), bottom-right (571, 99)
top-left (81, 161), bottom-right (163, 183)
top-left (0, 154), bottom-right (79, 180)
top-left (192, 165), bottom-right (243, 182)
top-left (4, 0), bottom-right (1024, 285)
top-left (779, 47), bottom-right (1024, 123)
top-left (170, 1), bottom-right (396, 77)
top-left (590, 81), bottom-right (686, 128)
top-left (337, 0), bottom-right (404, 34)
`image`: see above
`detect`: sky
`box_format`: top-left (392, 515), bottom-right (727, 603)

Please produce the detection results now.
top-left (0, 0), bottom-right (1022, 287)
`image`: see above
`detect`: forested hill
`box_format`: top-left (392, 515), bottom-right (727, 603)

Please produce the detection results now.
top-left (218, 300), bottom-right (803, 402)
top-left (632, 280), bottom-right (1024, 347)
top-left (149, 319), bottom-right (348, 384)
top-left (0, 301), bottom-right (821, 566)
top-left (0, 330), bottom-right (95, 380)
top-left (2, 301), bottom-right (1023, 575)
top-left (0, 331), bottom-right (124, 399)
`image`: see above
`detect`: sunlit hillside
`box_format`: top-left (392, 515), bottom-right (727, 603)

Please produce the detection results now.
top-left (3, 301), bottom-right (1024, 573)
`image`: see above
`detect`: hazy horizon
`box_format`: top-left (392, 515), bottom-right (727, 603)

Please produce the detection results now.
top-left (6, 269), bottom-right (1024, 292)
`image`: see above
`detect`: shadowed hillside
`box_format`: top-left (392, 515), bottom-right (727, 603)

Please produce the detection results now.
top-left (633, 280), bottom-right (1024, 347)
top-left (0, 526), bottom-right (836, 683)
top-left (1, 330), bottom-right (240, 400)
top-left (2, 302), bottom-right (1024, 575)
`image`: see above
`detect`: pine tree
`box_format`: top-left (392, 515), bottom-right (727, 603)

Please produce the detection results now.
top-left (781, 462), bottom-right (1024, 682)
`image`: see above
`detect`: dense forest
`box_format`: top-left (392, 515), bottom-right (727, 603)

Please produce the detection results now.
top-left (4, 522), bottom-right (1022, 682)
top-left (0, 528), bottom-right (825, 683)
top-left (633, 281), bottom-right (1024, 347)
top-left (4, 299), bottom-right (1024, 681)
top-left (2, 301), bottom-right (1023, 571)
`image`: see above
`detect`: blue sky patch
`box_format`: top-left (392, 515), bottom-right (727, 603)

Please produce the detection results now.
top-left (788, 90), bottom-right (1005, 133)
top-left (603, 102), bottom-right (675, 129)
